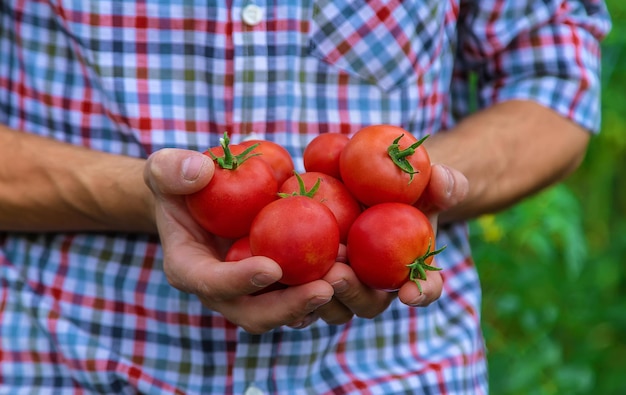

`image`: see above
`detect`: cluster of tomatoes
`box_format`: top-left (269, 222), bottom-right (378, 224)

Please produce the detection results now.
top-left (185, 125), bottom-right (444, 293)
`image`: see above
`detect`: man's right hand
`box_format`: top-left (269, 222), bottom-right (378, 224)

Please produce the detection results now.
top-left (143, 148), bottom-right (334, 334)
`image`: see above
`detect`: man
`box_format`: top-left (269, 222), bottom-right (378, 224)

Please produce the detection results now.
top-left (0, 1), bottom-right (610, 393)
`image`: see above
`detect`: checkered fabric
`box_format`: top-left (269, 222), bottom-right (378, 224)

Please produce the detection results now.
top-left (0, 0), bottom-right (610, 394)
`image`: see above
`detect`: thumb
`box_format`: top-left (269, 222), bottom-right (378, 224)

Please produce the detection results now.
top-left (144, 148), bottom-right (215, 197)
top-left (415, 164), bottom-right (468, 216)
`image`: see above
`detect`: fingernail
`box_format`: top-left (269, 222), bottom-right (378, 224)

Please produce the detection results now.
top-left (408, 293), bottom-right (427, 307)
top-left (289, 320), bottom-right (305, 329)
top-left (251, 273), bottom-right (276, 288)
top-left (182, 155), bottom-right (207, 181)
top-left (306, 295), bottom-right (331, 311)
top-left (331, 279), bottom-right (348, 293)
top-left (289, 313), bottom-right (318, 329)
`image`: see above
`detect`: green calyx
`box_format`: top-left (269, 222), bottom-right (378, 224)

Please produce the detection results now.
top-left (277, 172), bottom-right (322, 199)
top-left (407, 238), bottom-right (446, 294)
top-left (209, 132), bottom-right (259, 170)
top-left (387, 134), bottom-right (429, 184)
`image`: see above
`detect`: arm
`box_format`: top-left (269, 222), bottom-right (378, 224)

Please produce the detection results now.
top-left (320, 0), bottom-right (611, 325)
top-left (144, 148), bottom-right (464, 330)
top-left (425, 0), bottom-right (611, 223)
top-left (0, 121), bottom-right (457, 331)
top-left (0, 125), bottom-right (155, 233)
top-left (0, 128), bottom-right (329, 333)
top-left (426, 99), bottom-right (590, 223)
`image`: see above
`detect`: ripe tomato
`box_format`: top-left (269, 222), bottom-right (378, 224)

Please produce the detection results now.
top-left (279, 172), bottom-right (362, 244)
top-left (339, 125), bottom-right (431, 207)
top-left (249, 195), bottom-right (340, 286)
top-left (240, 139), bottom-right (295, 185)
top-left (225, 237), bottom-right (287, 294)
top-left (186, 133), bottom-right (279, 239)
top-left (303, 133), bottom-right (350, 180)
top-left (225, 236), bottom-right (254, 261)
top-left (347, 202), bottom-right (443, 292)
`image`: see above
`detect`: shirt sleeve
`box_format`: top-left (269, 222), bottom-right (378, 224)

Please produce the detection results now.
top-left (452, 0), bottom-right (612, 133)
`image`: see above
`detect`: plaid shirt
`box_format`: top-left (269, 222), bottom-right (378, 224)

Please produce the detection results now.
top-left (0, 1), bottom-right (610, 394)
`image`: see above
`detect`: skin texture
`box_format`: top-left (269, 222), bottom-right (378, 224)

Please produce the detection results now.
top-left (424, 100), bottom-right (591, 223)
top-left (0, 128), bottom-right (154, 233)
top-left (0, 99), bottom-right (590, 332)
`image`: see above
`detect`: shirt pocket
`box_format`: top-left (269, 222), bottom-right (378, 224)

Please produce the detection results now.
top-left (308, 0), bottom-right (446, 93)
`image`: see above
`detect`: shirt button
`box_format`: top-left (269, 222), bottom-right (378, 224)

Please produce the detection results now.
top-left (244, 385), bottom-right (265, 395)
top-left (242, 3), bottom-right (263, 26)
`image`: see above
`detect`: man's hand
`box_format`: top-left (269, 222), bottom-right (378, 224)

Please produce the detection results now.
top-left (316, 164), bottom-right (469, 326)
top-left (144, 148), bottom-right (335, 334)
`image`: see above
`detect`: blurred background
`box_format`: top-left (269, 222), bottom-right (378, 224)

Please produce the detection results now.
top-left (469, 1), bottom-right (626, 393)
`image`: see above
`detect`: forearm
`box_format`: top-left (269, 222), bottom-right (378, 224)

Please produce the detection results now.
top-left (426, 100), bottom-right (591, 223)
top-left (0, 125), bottom-right (156, 233)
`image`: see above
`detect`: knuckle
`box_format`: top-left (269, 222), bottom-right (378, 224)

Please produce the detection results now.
top-left (162, 263), bottom-right (189, 292)
top-left (240, 322), bottom-right (272, 335)
top-left (318, 304), bottom-right (354, 325)
top-left (196, 280), bottom-right (227, 302)
top-left (144, 151), bottom-right (169, 193)
top-left (354, 295), bottom-right (394, 319)
top-left (333, 286), bottom-right (361, 304)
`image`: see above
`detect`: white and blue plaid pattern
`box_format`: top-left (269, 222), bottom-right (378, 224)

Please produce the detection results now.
top-left (0, 0), bottom-right (610, 393)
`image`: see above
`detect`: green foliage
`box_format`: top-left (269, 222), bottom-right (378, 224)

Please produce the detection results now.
top-left (470, 2), bottom-right (626, 393)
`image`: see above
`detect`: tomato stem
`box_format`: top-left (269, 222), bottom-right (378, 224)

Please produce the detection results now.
top-left (208, 132), bottom-right (260, 170)
top-left (407, 238), bottom-right (445, 294)
top-left (387, 134), bottom-right (429, 184)
top-left (278, 172), bottom-right (322, 198)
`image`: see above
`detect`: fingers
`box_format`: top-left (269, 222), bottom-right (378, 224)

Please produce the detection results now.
top-left (144, 148), bottom-right (217, 244)
top-left (144, 150), bottom-right (450, 333)
top-left (397, 270), bottom-right (443, 307)
top-left (415, 164), bottom-right (468, 215)
top-left (201, 281), bottom-right (334, 334)
top-left (144, 148), bottom-right (215, 197)
top-left (164, 251), bottom-right (335, 334)
top-left (165, 254), bottom-right (283, 300)
top-left (313, 166), bottom-right (461, 326)
top-left (317, 262), bottom-right (395, 325)
top-left (316, 259), bottom-right (443, 326)
top-left (141, 148), bottom-right (337, 333)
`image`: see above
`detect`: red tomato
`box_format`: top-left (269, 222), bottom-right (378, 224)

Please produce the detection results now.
top-left (186, 134), bottom-right (279, 239)
top-left (303, 133), bottom-right (350, 180)
top-left (339, 125), bottom-right (431, 207)
top-left (249, 196), bottom-right (340, 286)
top-left (347, 202), bottom-right (443, 292)
top-left (225, 237), bottom-right (287, 294)
top-left (240, 139), bottom-right (295, 185)
top-left (225, 236), bottom-right (254, 261)
top-left (279, 172), bottom-right (362, 244)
